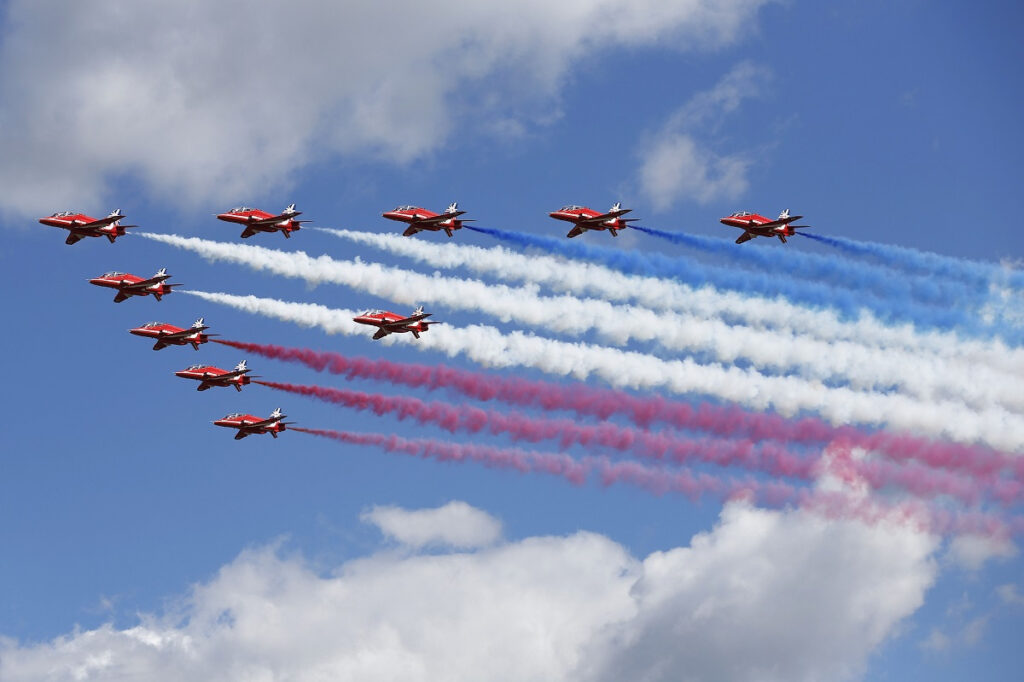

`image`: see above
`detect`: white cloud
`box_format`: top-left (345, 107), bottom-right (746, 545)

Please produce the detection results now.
top-left (362, 501), bottom-right (502, 549)
top-left (0, 500), bottom-right (938, 682)
top-left (996, 583), bottom-right (1024, 606)
top-left (636, 62), bottom-right (768, 210)
top-left (0, 0), bottom-right (771, 216)
top-left (639, 134), bottom-right (750, 208)
top-left (946, 533), bottom-right (1018, 571)
top-left (919, 616), bottom-right (989, 652)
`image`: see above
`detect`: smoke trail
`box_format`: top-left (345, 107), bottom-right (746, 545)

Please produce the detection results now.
top-left (259, 379), bottom-right (816, 479)
top-left (140, 231), bottom-right (1023, 411)
top-left (294, 427), bottom-right (1019, 537)
top-left (633, 225), bottom-right (977, 310)
top-left (798, 231), bottom-right (1024, 291)
top-left (293, 427), bottom-right (591, 485)
top-left (219, 339), bottom-right (1021, 481)
top-left (185, 289), bottom-right (1024, 449)
top-left (265, 380), bottom-right (1019, 507)
top-left (323, 228), bottom-right (1024, 377)
top-left (465, 225), bottom-right (1022, 344)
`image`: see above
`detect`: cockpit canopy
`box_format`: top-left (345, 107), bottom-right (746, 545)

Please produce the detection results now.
top-left (393, 205), bottom-right (417, 212)
top-left (224, 413), bottom-right (245, 420)
top-left (229, 207), bottom-right (254, 213)
top-left (358, 309), bottom-right (385, 316)
top-left (100, 271), bottom-right (126, 278)
top-left (50, 211), bottom-right (75, 217)
top-left (185, 364), bottom-right (212, 371)
top-left (140, 321), bottom-right (166, 328)
top-left (559, 205), bottom-right (584, 211)
top-left (729, 211), bottom-right (753, 217)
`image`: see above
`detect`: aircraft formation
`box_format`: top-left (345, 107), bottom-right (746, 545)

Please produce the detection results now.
top-left (37, 199), bottom-right (814, 441)
top-left (42, 202), bottom-right (812, 245)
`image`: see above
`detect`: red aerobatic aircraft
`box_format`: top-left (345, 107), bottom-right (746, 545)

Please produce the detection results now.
top-left (175, 360), bottom-right (256, 392)
top-left (213, 408), bottom-right (292, 440)
top-left (129, 318), bottom-right (215, 350)
top-left (353, 306), bottom-right (435, 340)
top-left (39, 209), bottom-right (136, 245)
top-left (216, 203), bottom-right (309, 239)
top-left (88, 268), bottom-right (180, 303)
top-left (719, 209), bottom-right (810, 244)
top-left (549, 202), bottom-right (638, 238)
top-left (382, 202), bottom-right (472, 237)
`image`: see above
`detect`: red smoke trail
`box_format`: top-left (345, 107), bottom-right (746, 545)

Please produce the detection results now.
top-left (217, 339), bottom-right (1020, 483)
top-left (292, 427), bottom-right (1019, 539)
top-left (292, 427), bottom-right (590, 485)
top-left (264, 379), bottom-right (1019, 508)
top-left (259, 380), bottom-right (814, 480)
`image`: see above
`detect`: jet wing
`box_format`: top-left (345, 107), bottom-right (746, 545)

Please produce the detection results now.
top-left (234, 430), bottom-right (251, 440)
top-left (382, 312), bottom-right (431, 327)
top-left (577, 209), bottom-right (632, 225)
top-left (162, 326), bottom-right (207, 340)
top-left (123, 275), bottom-right (170, 290)
top-left (244, 416), bottom-right (282, 429)
top-left (247, 211), bottom-right (302, 227)
top-left (735, 232), bottom-right (755, 244)
top-left (411, 211), bottom-right (466, 225)
top-left (65, 232), bottom-right (85, 245)
top-left (113, 291), bottom-right (131, 303)
top-left (79, 215), bottom-right (121, 229)
top-left (566, 225), bottom-right (586, 238)
top-left (213, 368), bottom-right (247, 381)
top-left (755, 215), bottom-right (803, 230)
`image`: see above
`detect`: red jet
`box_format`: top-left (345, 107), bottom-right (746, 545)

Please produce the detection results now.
top-left (175, 360), bottom-right (256, 392)
top-left (216, 204), bottom-right (309, 239)
top-left (129, 318), bottom-right (215, 351)
top-left (88, 268), bottom-right (180, 303)
top-left (39, 209), bottom-right (136, 245)
top-left (353, 306), bottom-right (435, 340)
top-left (720, 209), bottom-right (810, 244)
top-left (213, 408), bottom-right (293, 440)
top-left (382, 202), bottom-right (472, 237)
top-left (549, 202), bottom-right (638, 238)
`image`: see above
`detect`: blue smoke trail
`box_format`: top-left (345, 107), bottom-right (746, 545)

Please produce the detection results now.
top-left (465, 225), bottom-right (1023, 345)
top-left (632, 225), bottom-right (983, 311)
top-left (797, 232), bottom-right (1024, 291)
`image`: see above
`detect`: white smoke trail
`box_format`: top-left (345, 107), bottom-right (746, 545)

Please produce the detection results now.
top-left (144, 232), bottom-right (1024, 414)
top-left (322, 228), bottom-right (1024, 377)
top-left (182, 289), bottom-right (1024, 451)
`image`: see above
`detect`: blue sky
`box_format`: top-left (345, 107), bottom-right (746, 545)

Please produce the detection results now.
top-left (1, 1), bottom-right (1023, 680)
